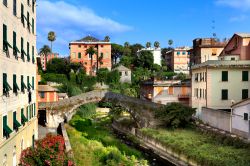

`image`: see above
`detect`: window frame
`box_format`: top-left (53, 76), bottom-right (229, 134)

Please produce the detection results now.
top-left (221, 89), bottom-right (228, 100)
top-left (222, 71), bottom-right (228, 82)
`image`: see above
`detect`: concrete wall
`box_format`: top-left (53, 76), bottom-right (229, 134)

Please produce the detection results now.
top-left (119, 70), bottom-right (131, 83)
top-left (201, 107), bottom-right (231, 132)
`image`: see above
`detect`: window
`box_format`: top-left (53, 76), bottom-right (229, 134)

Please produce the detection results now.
top-left (13, 111), bottom-right (21, 131)
top-left (221, 89), bottom-right (228, 100)
top-left (177, 52), bottom-right (180, 55)
top-left (27, 76), bottom-right (30, 90)
top-left (27, 42), bottom-right (30, 61)
top-left (33, 103), bottom-right (36, 116)
top-left (32, 46), bottom-right (35, 63)
top-left (32, 0), bottom-right (35, 12)
top-left (3, 115), bottom-right (12, 138)
top-left (100, 52), bottom-right (104, 58)
top-left (21, 75), bottom-right (27, 92)
top-left (182, 51), bottom-right (186, 55)
top-left (13, 74), bottom-right (20, 94)
top-left (195, 73), bottom-right (198, 82)
top-left (244, 113), bottom-right (248, 121)
top-left (3, 0), bottom-right (7, 6)
top-left (242, 89), bottom-right (248, 100)
top-left (27, 0), bottom-right (30, 6)
top-left (3, 73), bottom-right (12, 96)
top-left (13, 0), bottom-right (17, 15)
top-left (21, 37), bottom-right (26, 61)
top-left (78, 52), bottom-right (81, 59)
top-left (32, 18), bottom-right (34, 34)
top-left (200, 89), bottom-right (202, 98)
top-left (32, 134), bottom-right (35, 148)
top-left (21, 4), bottom-right (25, 26)
top-left (231, 58), bottom-right (235, 60)
top-left (125, 71), bottom-right (128, 76)
top-left (222, 71), bottom-right (228, 82)
top-left (21, 108), bottom-right (27, 125)
top-left (32, 77), bottom-right (34, 90)
top-left (242, 71), bottom-right (248, 81)
top-left (78, 45), bottom-right (81, 48)
top-left (26, 107), bottom-right (29, 121)
top-left (88, 54), bottom-right (92, 59)
top-left (101, 45), bottom-right (104, 48)
top-left (3, 24), bottom-right (12, 54)
top-left (40, 92), bottom-right (45, 98)
top-left (13, 31), bottom-right (19, 59)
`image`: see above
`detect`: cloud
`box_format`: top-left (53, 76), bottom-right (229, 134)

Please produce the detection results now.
top-left (229, 15), bottom-right (248, 22)
top-left (215, 0), bottom-right (250, 10)
top-left (36, 0), bottom-right (132, 55)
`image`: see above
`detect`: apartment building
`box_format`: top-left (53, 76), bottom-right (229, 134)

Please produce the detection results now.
top-left (0, 0), bottom-right (37, 165)
top-left (219, 33), bottom-right (250, 61)
top-left (40, 53), bottom-right (59, 71)
top-left (165, 47), bottom-right (191, 74)
top-left (191, 60), bottom-right (250, 117)
top-left (69, 36), bottom-right (111, 75)
top-left (190, 38), bottom-right (226, 66)
top-left (38, 85), bottom-right (59, 103)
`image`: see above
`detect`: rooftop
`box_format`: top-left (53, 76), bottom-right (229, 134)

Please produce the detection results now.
top-left (114, 65), bottom-right (131, 71)
top-left (192, 60), bottom-right (250, 70)
top-left (38, 85), bottom-right (58, 92)
top-left (235, 33), bottom-right (250, 38)
top-left (70, 35), bottom-right (110, 44)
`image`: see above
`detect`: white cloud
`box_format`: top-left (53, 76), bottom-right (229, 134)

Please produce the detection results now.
top-left (229, 15), bottom-right (248, 22)
top-left (36, 0), bottom-right (132, 55)
top-left (216, 0), bottom-right (250, 10)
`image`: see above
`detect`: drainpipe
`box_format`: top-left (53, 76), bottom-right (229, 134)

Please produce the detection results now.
top-left (230, 106), bottom-right (232, 133)
top-left (206, 66), bottom-right (208, 108)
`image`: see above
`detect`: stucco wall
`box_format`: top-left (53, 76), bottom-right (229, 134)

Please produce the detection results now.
top-left (201, 107), bottom-right (230, 132)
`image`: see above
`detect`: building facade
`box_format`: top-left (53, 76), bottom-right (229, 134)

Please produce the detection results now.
top-left (190, 38), bottom-right (226, 66)
top-left (69, 36), bottom-right (112, 75)
top-left (114, 65), bottom-right (131, 83)
top-left (191, 60), bottom-right (250, 117)
top-left (165, 47), bottom-right (190, 74)
top-left (219, 33), bottom-right (250, 61)
top-left (137, 47), bottom-right (162, 66)
top-left (0, 0), bottom-right (37, 165)
top-left (40, 53), bottom-right (59, 71)
top-left (38, 85), bottom-right (59, 103)
top-left (140, 80), bottom-right (191, 106)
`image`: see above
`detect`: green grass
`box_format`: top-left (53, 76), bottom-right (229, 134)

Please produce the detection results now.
top-left (141, 127), bottom-right (250, 166)
top-left (66, 115), bottom-right (148, 166)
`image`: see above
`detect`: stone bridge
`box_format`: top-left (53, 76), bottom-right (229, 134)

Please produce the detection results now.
top-left (38, 90), bottom-right (163, 129)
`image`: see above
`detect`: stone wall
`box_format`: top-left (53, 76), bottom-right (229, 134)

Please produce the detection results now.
top-left (201, 107), bottom-right (231, 132)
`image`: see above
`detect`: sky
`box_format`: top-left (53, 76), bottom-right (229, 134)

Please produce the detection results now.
top-left (37, 0), bottom-right (250, 56)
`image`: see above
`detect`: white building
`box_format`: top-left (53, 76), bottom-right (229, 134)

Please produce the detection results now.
top-left (0, 0), bottom-right (38, 165)
top-left (191, 60), bottom-right (250, 117)
top-left (137, 47), bottom-right (162, 66)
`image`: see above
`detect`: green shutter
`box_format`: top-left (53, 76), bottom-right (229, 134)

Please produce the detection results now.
top-left (27, 76), bottom-right (30, 90)
top-left (32, 77), bottom-right (34, 90)
top-left (34, 103), bottom-right (36, 116)
top-left (78, 52), bottom-right (81, 59)
top-left (13, 112), bottom-right (21, 130)
top-left (3, 116), bottom-right (12, 137)
top-left (242, 71), bottom-right (249, 81)
top-left (32, 46), bottom-right (35, 63)
top-left (21, 108), bottom-right (28, 124)
top-left (27, 12), bottom-right (30, 29)
top-left (242, 89), bottom-right (248, 99)
top-left (13, 31), bottom-right (16, 47)
top-left (222, 89), bottom-right (228, 100)
top-left (26, 107), bottom-right (29, 120)
top-left (32, 18), bottom-right (34, 34)
top-left (13, 74), bottom-right (20, 93)
top-left (222, 71), bottom-right (228, 82)
top-left (3, 73), bottom-right (12, 95)
top-left (3, 24), bottom-right (7, 41)
top-left (27, 42), bottom-right (30, 61)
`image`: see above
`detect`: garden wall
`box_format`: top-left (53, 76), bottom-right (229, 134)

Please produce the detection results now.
top-left (201, 107), bottom-right (231, 132)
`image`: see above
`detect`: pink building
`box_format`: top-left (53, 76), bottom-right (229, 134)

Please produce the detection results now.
top-left (40, 53), bottom-right (59, 71)
top-left (219, 33), bottom-right (250, 60)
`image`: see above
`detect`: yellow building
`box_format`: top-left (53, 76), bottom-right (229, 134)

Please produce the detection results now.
top-left (0, 0), bottom-right (37, 165)
top-left (191, 60), bottom-right (250, 117)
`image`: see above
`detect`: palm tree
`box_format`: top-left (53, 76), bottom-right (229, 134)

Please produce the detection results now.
top-left (86, 46), bottom-right (97, 75)
top-left (124, 42), bottom-right (130, 48)
top-left (104, 36), bottom-right (110, 42)
top-left (39, 45), bottom-right (51, 59)
top-left (48, 31), bottom-right (56, 53)
top-left (168, 39), bottom-right (173, 47)
top-left (154, 41), bottom-right (160, 48)
top-left (146, 42), bottom-right (151, 48)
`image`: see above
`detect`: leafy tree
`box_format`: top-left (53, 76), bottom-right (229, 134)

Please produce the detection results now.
top-left (76, 68), bottom-right (86, 85)
top-left (130, 43), bottom-right (144, 57)
top-left (46, 58), bottom-right (70, 76)
top-left (154, 41), bottom-right (160, 48)
top-left (107, 70), bottom-right (120, 85)
top-left (146, 42), bottom-right (151, 48)
top-left (132, 67), bottom-right (152, 85)
top-left (96, 68), bottom-right (109, 85)
top-left (86, 46), bottom-right (97, 75)
top-left (168, 39), bottom-right (173, 47)
top-left (39, 45), bottom-right (51, 60)
top-left (111, 43), bottom-right (124, 65)
top-left (124, 42), bottom-right (130, 48)
top-left (136, 51), bottom-right (154, 69)
top-left (70, 62), bottom-right (82, 73)
top-left (120, 56), bottom-right (134, 68)
top-left (121, 87), bottom-right (138, 97)
top-left (152, 64), bottom-right (161, 72)
top-left (48, 31), bottom-right (56, 52)
top-left (156, 103), bottom-right (196, 128)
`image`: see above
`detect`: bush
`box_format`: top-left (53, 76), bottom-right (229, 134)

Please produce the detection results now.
top-left (19, 134), bottom-right (74, 166)
top-left (156, 103), bottom-right (196, 128)
top-left (98, 101), bottom-right (113, 108)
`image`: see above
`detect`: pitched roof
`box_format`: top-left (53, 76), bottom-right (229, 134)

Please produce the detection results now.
top-left (114, 65), bottom-right (131, 71)
top-left (232, 98), bottom-right (250, 108)
top-left (76, 36), bottom-right (100, 42)
top-left (38, 85), bottom-right (58, 92)
top-left (235, 33), bottom-right (250, 38)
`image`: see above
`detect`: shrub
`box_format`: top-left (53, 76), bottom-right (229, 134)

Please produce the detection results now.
top-left (75, 103), bottom-right (97, 119)
top-left (98, 101), bottom-right (113, 108)
top-left (19, 134), bottom-right (74, 166)
top-left (156, 103), bottom-right (196, 128)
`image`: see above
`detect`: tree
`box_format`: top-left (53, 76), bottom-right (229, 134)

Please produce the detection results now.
top-left (155, 103), bottom-right (196, 128)
top-left (104, 36), bottom-right (110, 42)
top-left (107, 70), bottom-right (120, 85)
top-left (48, 31), bottom-right (56, 53)
top-left (137, 50), bottom-right (154, 69)
top-left (120, 56), bottom-right (134, 68)
top-left (124, 42), bottom-right (130, 48)
top-left (70, 62), bottom-right (82, 73)
top-left (154, 41), bottom-right (160, 48)
top-left (146, 42), bottom-right (151, 48)
top-left (96, 68), bottom-right (109, 85)
top-left (39, 45), bottom-right (51, 59)
top-left (111, 44), bottom-right (124, 65)
top-left (168, 39), bottom-right (173, 47)
top-left (130, 43), bottom-right (144, 57)
top-left (46, 58), bottom-right (70, 76)
top-left (86, 46), bottom-right (97, 75)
